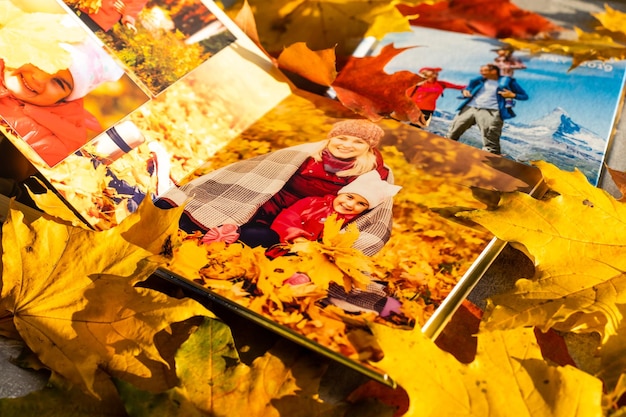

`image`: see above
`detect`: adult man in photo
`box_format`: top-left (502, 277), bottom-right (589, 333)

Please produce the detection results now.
top-left (446, 63), bottom-right (528, 155)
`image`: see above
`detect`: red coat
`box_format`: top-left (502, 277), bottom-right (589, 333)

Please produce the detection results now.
top-left (255, 148), bottom-right (389, 223)
top-left (81, 0), bottom-right (148, 31)
top-left (0, 60), bottom-right (100, 166)
top-left (406, 80), bottom-right (465, 111)
top-left (270, 194), bottom-right (358, 242)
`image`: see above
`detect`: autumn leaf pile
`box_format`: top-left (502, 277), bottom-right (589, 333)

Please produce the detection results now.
top-left (163, 102), bottom-right (493, 363)
top-left (3, 1), bottom-right (626, 416)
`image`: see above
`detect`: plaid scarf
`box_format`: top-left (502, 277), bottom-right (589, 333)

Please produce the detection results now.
top-left (158, 141), bottom-right (395, 256)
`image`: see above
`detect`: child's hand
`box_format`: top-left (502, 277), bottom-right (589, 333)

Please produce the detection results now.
top-left (121, 15), bottom-right (138, 34)
top-left (123, 21), bottom-right (138, 34)
top-left (498, 89), bottom-right (516, 98)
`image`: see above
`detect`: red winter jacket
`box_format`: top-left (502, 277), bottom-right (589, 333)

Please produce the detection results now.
top-left (254, 148), bottom-right (389, 223)
top-left (270, 194), bottom-right (359, 242)
top-left (406, 80), bottom-right (465, 112)
top-left (81, 0), bottom-right (148, 31)
top-left (0, 61), bottom-right (100, 167)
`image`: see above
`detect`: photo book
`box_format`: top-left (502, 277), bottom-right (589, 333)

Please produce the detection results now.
top-left (335, 13), bottom-right (626, 186)
top-left (5, 0), bottom-right (621, 387)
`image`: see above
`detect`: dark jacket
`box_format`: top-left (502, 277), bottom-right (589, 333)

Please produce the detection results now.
top-left (456, 76), bottom-right (528, 120)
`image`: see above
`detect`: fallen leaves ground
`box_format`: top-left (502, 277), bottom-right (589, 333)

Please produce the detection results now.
top-left (2, 1), bottom-right (626, 416)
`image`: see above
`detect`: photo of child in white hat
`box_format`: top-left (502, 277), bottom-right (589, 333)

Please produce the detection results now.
top-left (0, 2), bottom-right (127, 166)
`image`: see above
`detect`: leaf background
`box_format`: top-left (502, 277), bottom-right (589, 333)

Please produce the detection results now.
top-left (3, 0), bottom-right (620, 415)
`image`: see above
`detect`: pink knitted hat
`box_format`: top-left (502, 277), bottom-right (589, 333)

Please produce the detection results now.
top-left (61, 38), bottom-right (124, 101)
top-left (327, 119), bottom-right (385, 148)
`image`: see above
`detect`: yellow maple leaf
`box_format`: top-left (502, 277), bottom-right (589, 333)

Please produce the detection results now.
top-left (0, 1), bottom-right (87, 74)
top-left (114, 318), bottom-right (338, 416)
top-left (291, 214), bottom-right (374, 290)
top-left (177, 319), bottom-right (326, 416)
top-left (224, 0), bottom-right (414, 58)
top-left (503, 28), bottom-right (626, 70)
top-left (595, 304), bottom-right (626, 396)
top-left (593, 4), bottom-right (626, 36)
top-left (460, 162), bottom-right (626, 339)
top-left (371, 324), bottom-right (602, 416)
top-left (0, 198), bottom-right (213, 396)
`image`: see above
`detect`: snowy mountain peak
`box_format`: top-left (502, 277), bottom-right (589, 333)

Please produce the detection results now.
top-left (533, 107), bottom-right (580, 135)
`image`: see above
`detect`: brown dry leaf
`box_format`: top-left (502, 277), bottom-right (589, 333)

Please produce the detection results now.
top-left (277, 42), bottom-right (338, 86)
top-left (332, 44), bottom-right (424, 123)
top-left (371, 324), bottom-right (603, 416)
top-left (0, 198), bottom-right (213, 396)
top-left (608, 166), bottom-right (626, 202)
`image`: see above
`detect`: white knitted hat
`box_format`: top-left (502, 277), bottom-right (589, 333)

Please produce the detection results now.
top-left (61, 38), bottom-right (124, 101)
top-left (338, 170), bottom-right (401, 208)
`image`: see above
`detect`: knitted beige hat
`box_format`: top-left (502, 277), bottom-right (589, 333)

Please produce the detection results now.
top-left (327, 119), bottom-right (385, 148)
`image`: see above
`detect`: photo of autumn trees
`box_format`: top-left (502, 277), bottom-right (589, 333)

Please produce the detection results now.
top-left (65, 0), bottom-right (236, 95)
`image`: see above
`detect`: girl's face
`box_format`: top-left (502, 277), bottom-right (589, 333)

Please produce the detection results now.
top-left (327, 135), bottom-right (370, 159)
top-left (421, 70), bottom-right (438, 80)
top-left (333, 193), bottom-right (370, 215)
top-left (4, 64), bottom-right (74, 106)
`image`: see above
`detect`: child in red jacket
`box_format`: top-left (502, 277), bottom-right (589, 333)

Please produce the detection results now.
top-left (269, 169), bottom-right (401, 245)
top-left (273, 170), bottom-right (403, 318)
top-left (1, 29), bottom-right (124, 167)
top-left (406, 67), bottom-right (465, 125)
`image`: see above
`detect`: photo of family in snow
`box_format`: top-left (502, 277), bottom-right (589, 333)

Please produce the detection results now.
top-left (380, 26), bottom-right (626, 185)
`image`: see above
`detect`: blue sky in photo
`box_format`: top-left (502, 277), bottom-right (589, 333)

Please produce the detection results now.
top-left (376, 26), bottom-right (626, 138)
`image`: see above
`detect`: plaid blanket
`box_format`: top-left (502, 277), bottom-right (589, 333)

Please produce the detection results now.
top-left (158, 141), bottom-right (395, 256)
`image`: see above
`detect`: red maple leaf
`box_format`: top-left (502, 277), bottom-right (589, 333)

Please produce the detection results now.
top-left (331, 44), bottom-right (424, 124)
top-left (397, 0), bottom-right (562, 39)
